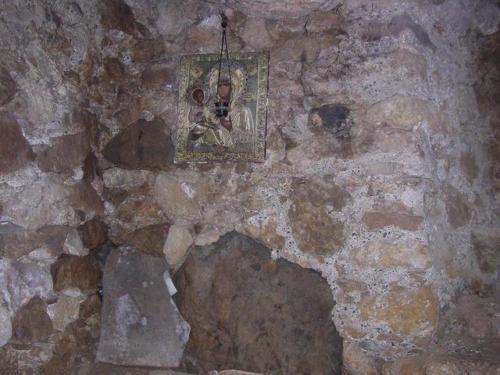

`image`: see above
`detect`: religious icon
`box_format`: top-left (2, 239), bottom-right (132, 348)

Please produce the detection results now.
top-left (174, 52), bottom-right (269, 162)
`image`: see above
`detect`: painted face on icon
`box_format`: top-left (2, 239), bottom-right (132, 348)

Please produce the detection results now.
top-left (217, 80), bottom-right (232, 100)
top-left (192, 88), bottom-right (204, 104)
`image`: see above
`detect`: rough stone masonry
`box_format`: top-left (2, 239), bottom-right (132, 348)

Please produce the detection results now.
top-left (0, 0), bottom-right (499, 374)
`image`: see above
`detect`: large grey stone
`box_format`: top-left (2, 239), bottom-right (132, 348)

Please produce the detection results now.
top-left (174, 232), bottom-right (342, 374)
top-left (97, 246), bottom-right (190, 367)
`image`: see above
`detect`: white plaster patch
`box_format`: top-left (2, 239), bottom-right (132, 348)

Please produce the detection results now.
top-left (180, 181), bottom-right (195, 198)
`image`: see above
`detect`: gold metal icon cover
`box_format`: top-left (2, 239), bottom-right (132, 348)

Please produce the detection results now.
top-left (174, 52), bottom-right (269, 163)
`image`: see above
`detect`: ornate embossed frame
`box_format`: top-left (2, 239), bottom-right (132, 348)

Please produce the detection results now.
top-left (174, 52), bottom-right (269, 163)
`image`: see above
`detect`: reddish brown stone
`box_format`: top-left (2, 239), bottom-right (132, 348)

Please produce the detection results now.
top-left (443, 185), bottom-right (470, 229)
top-left (0, 223), bottom-right (31, 258)
top-left (51, 254), bottom-right (102, 292)
top-left (78, 218), bottom-right (108, 250)
top-left (472, 231), bottom-right (500, 274)
top-left (35, 225), bottom-right (71, 258)
top-left (98, 0), bottom-right (147, 38)
top-left (40, 319), bottom-right (99, 375)
top-left (363, 202), bottom-right (423, 231)
top-left (73, 108), bottom-right (99, 147)
top-left (119, 224), bottom-right (168, 257)
top-left (82, 153), bottom-right (99, 183)
top-left (79, 294), bottom-right (101, 320)
top-left (0, 112), bottom-right (34, 174)
top-left (12, 297), bottom-right (52, 343)
top-left (460, 152), bottom-right (478, 182)
top-left (36, 132), bottom-right (90, 173)
top-left (0, 68), bottom-right (16, 105)
top-left (0, 223), bottom-right (69, 259)
top-left (102, 117), bottom-right (174, 171)
top-left (288, 177), bottom-right (350, 258)
top-left (131, 39), bottom-right (168, 63)
top-left (141, 66), bottom-right (174, 89)
top-left (70, 181), bottom-right (104, 219)
top-left (307, 10), bottom-right (345, 33)
top-left (102, 58), bottom-right (125, 83)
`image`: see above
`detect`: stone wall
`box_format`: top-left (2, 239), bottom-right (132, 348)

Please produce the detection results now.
top-left (0, 0), bottom-right (498, 373)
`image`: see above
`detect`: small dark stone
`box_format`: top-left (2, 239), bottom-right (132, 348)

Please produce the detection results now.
top-left (0, 68), bottom-right (16, 105)
top-left (0, 223), bottom-right (69, 259)
top-left (69, 181), bottom-right (104, 219)
top-left (0, 223), bottom-right (31, 258)
top-left (119, 224), bottom-right (168, 257)
top-left (12, 297), bottom-right (53, 344)
top-left (78, 218), bottom-right (108, 250)
top-left (472, 232), bottom-right (500, 274)
top-left (309, 104), bottom-right (352, 138)
top-left (102, 117), bottom-right (174, 171)
top-left (79, 294), bottom-right (101, 320)
top-left (0, 112), bottom-right (35, 174)
top-left (82, 152), bottom-right (100, 183)
top-left (51, 254), bottom-right (102, 292)
top-left (98, 0), bottom-right (147, 38)
top-left (141, 66), bottom-right (174, 89)
top-left (36, 132), bottom-right (90, 173)
top-left (35, 225), bottom-right (71, 258)
top-left (102, 58), bottom-right (125, 83)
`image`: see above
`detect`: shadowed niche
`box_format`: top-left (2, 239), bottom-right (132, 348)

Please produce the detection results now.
top-left (174, 231), bottom-right (343, 374)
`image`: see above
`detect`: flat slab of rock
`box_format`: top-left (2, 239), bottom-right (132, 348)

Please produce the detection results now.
top-left (97, 246), bottom-right (190, 367)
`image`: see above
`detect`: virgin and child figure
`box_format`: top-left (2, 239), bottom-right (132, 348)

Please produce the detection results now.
top-left (187, 65), bottom-right (254, 154)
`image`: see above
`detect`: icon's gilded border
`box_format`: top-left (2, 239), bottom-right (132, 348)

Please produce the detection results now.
top-left (174, 52), bottom-right (269, 163)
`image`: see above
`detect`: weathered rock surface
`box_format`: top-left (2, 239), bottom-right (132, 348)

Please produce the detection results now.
top-left (36, 132), bottom-right (90, 173)
top-left (48, 293), bottom-right (85, 332)
top-left (288, 177), bottom-right (349, 258)
top-left (97, 246), bottom-right (190, 367)
top-left (0, 224), bottom-right (70, 260)
top-left (69, 181), bottom-right (105, 221)
top-left (174, 232), bottom-right (342, 374)
top-left (360, 285), bottom-right (439, 345)
top-left (154, 174), bottom-right (201, 221)
top-left (223, 0), bottom-right (338, 19)
top-left (0, 305), bottom-right (11, 348)
top-left (63, 229), bottom-right (88, 256)
top-left (102, 118), bottom-right (174, 171)
top-left (40, 318), bottom-right (100, 375)
top-left (1, 177), bottom-right (78, 230)
top-left (0, 112), bottom-right (34, 174)
top-left (0, 0), bottom-right (498, 371)
top-left (362, 202), bottom-right (423, 231)
top-left (163, 223), bottom-right (193, 270)
top-left (351, 240), bottom-right (431, 270)
top-left (472, 231), bottom-right (500, 274)
top-left (51, 254), bottom-right (102, 292)
top-left (78, 218), bottom-right (108, 250)
top-left (342, 341), bottom-right (380, 375)
top-left (76, 363), bottom-right (196, 375)
top-left (0, 68), bottom-right (16, 106)
top-left (11, 297), bottom-right (52, 343)
top-left (0, 259), bottom-right (53, 313)
top-left (117, 224), bottom-right (168, 257)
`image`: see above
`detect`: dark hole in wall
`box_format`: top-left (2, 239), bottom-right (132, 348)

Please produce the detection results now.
top-left (174, 231), bottom-right (343, 374)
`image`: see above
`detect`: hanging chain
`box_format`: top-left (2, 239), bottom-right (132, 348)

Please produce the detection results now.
top-left (216, 12), bottom-right (232, 104)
